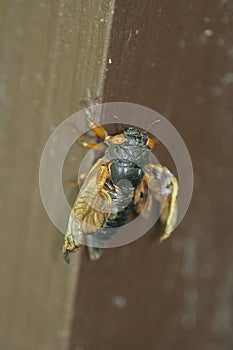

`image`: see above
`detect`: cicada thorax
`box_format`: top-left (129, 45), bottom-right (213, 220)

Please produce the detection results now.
top-left (98, 132), bottom-right (150, 230)
top-left (97, 159), bottom-right (144, 234)
top-left (110, 159), bottom-right (144, 187)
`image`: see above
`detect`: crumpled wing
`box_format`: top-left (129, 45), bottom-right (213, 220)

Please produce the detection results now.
top-left (63, 158), bottom-right (112, 262)
top-left (145, 164), bottom-right (178, 241)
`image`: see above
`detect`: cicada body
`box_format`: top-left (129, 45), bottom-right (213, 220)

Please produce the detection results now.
top-left (63, 121), bottom-right (178, 263)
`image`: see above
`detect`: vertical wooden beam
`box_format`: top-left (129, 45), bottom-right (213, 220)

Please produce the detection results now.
top-left (0, 1), bottom-right (114, 349)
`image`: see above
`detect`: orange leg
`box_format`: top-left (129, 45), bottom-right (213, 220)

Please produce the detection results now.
top-left (77, 110), bottom-right (108, 150)
top-left (78, 140), bottom-right (106, 152)
top-left (83, 106), bottom-right (108, 140)
top-left (79, 89), bottom-right (109, 140)
top-left (88, 121), bottom-right (108, 140)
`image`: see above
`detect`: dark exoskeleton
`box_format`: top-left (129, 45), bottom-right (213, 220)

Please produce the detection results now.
top-left (63, 119), bottom-right (178, 262)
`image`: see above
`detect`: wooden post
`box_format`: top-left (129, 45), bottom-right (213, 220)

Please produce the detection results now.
top-left (0, 1), bottom-right (114, 349)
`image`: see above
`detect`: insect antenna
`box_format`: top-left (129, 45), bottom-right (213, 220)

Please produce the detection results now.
top-left (144, 119), bottom-right (160, 133)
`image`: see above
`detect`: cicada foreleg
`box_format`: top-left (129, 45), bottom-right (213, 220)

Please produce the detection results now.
top-left (85, 235), bottom-right (104, 261)
top-left (78, 116), bottom-right (108, 151)
top-left (79, 102), bottom-right (108, 142)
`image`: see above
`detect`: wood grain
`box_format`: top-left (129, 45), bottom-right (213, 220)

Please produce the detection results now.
top-left (0, 1), bottom-right (114, 349)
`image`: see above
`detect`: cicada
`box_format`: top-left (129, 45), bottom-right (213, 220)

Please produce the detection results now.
top-left (63, 118), bottom-right (178, 263)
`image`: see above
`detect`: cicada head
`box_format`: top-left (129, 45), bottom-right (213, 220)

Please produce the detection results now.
top-left (122, 127), bottom-right (154, 149)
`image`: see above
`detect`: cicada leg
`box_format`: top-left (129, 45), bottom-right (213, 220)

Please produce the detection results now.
top-left (145, 164), bottom-right (178, 241)
top-left (78, 110), bottom-right (108, 151)
top-left (81, 100), bottom-right (108, 140)
top-left (75, 92), bottom-right (109, 149)
top-left (78, 140), bottom-right (106, 151)
top-left (85, 234), bottom-right (104, 261)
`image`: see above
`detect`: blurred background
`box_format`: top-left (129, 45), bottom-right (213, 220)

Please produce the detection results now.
top-left (0, 1), bottom-right (232, 350)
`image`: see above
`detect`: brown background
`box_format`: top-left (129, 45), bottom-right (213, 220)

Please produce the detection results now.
top-left (70, 1), bottom-right (233, 350)
top-left (0, 1), bottom-right (232, 350)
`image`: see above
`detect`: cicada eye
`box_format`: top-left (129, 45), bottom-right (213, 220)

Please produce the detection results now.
top-left (147, 137), bottom-right (155, 149)
top-left (110, 134), bottom-right (126, 145)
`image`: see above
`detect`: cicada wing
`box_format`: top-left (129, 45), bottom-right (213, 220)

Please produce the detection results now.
top-left (134, 175), bottom-right (154, 218)
top-left (63, 158), bottom-right (112, 262)
top-left (145, 164), bottom-right (178, 241)
top-left (158, 174), bottom-right (178, 241)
